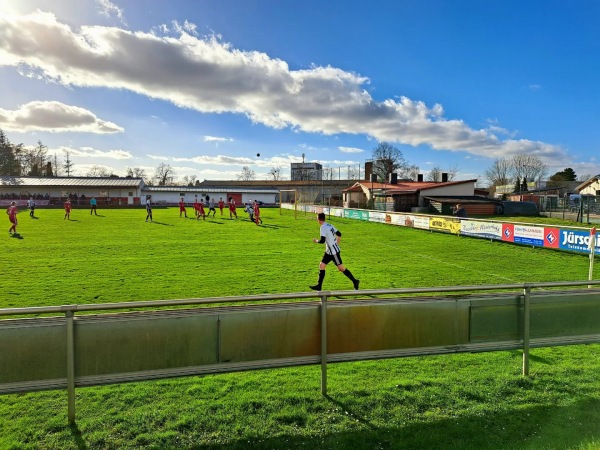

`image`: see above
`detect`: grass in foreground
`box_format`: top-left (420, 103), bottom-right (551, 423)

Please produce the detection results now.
top-left (1, 207), bottom-right (599, 449)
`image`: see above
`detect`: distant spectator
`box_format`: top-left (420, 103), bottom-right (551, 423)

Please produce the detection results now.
top-left (453, 203), bottom-right (467, 218)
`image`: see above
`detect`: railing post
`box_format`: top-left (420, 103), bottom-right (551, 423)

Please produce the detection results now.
top-left (522, 284), bottom-right (531, 376)
top-left (66, 310), bottom-right (76, 424)
top-left (320, 293), bottom-right (328, 396)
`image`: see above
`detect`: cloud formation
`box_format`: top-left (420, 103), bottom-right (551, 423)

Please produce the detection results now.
top-left (50, 145), bottom-right (132, 160)
top-left (0, 10), bottom-right (568, 164)
top-left (0, 101), bottom-right (124, 133)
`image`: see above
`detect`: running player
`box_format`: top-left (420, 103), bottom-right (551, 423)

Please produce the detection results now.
top-left (310, 212), bottom-right (359, 291)
top-left (253, 200), bottom-right (263, 225)
top-left (7, 201), bottom-right (18, 234)
top-left (218, 198), bottom-right (225, 215)
top-left (208, 198), bottom-right (217, 217)
top-left (228, 197), bottom-right (237, 219)
top-left (194, 199), bottom-right (206, 220)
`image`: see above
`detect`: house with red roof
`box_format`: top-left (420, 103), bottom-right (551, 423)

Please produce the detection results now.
top-left (342, 178), bottom-right (479, 212)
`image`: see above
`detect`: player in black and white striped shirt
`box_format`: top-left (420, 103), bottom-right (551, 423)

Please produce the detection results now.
top-left (310, 212), bottom-right (360, 291)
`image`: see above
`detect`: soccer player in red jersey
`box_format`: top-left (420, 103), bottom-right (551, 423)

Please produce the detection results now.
top-left (194, 199), bottom-right (206, 220)
top-left (228, 197), bottom-right (237, 219)
top-left (6, 201), bottom-right (18, 234)
top-left (253, 200), bottom-right (263, 225)
top-left (218, 198), bottom-right (224, 215)
top-left (64, 198), bottom-right (72, 220)
top-left (178, 198), bottom-right (187, 218)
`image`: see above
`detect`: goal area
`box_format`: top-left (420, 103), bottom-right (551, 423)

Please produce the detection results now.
top-left (279, 190), bottom-right (297, 218)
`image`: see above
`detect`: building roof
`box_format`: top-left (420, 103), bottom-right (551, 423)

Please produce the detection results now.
top-left (143, 185), bottom-right (279, 194)
top-left (0, 176), bottom-right (143, 188)
top-left (343, 179), bottom-right (477, 194)
top-left (575, 174), bottom-right (600, 192)
top-left (423, 195), bottom-right (501, 204)
top-left (198, 179), bottom-right (355, 188)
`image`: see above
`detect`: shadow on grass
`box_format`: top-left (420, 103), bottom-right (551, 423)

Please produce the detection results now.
top-left (69, 423), bottom-right (88, 450)
top-left (10, 233), bottom-right (24, 239)
top-left (193, 397), bottom-right (600, 450)
top-left (149, 221), bottom-right (174, 227)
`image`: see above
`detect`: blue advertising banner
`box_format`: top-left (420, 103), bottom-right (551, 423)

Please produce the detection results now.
top-left (559, 229), bottom-right (600, 254)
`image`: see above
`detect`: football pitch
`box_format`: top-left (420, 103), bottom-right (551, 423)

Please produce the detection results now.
top-left (1, 207), bottom-right (600, 449)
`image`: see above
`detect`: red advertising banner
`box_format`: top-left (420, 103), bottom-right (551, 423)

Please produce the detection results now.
top-left (501, 223), bottom-right (514, 242)
top-left (543, 227), bottom-right (560, 248)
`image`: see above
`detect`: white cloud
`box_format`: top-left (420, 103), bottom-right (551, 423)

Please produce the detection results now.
top-left (203, 136), bottom-right (234, 143)
top-left (95, 0), bottom-right (126, 24)
top-left (339, 146), bottom-right (363, 153)
top-left (0, 10), bottom-right (569, 165)
top-left (48, 145), bottom-right (132, 160)
top-left (0, 101), bottom-right (124, 133)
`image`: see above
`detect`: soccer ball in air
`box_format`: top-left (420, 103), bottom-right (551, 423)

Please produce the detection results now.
top-left (256, 153), bottom-right (260, 157)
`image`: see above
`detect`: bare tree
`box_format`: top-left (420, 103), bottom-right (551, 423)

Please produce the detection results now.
top-left (398, 164), bottom-right (420, 181)
top-left (484, 158), bottom-right (511, 186)
top-left (509, 154), bottom-right (548, 184)
top-left (427, 164), bottom-right (460, 182)
top-left (427, 166), bottom-right (443, 182)
top-left (347, 165), bottom-right (361, 180)
top-left (372, 142), bottom-right (408, 181)
top-left (125, 167), bottom-right (148, 181)
top-left (181, 174), bottom-right (197, 186)
top-left (154, 163), bottom-right (176, 186)
top-left (87, 165), bottom-right (111, 177)
top-left (63, 150), bottom-right (74, 177)
top-left (237, 166), bottom-right (256, 181)
top-left (267, 166), bottom-right (284, 181)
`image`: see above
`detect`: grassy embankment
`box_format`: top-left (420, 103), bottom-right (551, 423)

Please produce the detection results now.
top-left (1, 207), bottom-right (599, 449)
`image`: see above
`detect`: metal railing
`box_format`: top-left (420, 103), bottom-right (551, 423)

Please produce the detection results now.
top-left (2, 280), bottom-right (600, 424)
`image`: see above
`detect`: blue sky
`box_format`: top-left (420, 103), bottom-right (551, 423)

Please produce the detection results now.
top-left (1, 0), bottom-right (599, 183)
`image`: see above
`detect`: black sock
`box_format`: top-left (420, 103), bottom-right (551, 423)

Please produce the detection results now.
top-left (343, 269), bottom-right (357, 282)
top-left (317, 269), bottom-right (325, 287)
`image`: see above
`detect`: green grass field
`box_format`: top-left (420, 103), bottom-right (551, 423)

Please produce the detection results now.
top-left (1, 206), bottom-right (599, 449)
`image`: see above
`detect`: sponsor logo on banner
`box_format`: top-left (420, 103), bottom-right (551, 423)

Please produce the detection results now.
top-left (514, 224), bottom-right (545, 246)
top-left (543, 227), bottom-right (560, 248)
top-left (429, 217), bottom-right (461, 234)
top-left (389, 214), bottom-right (407, 226)
top-left (369, 211), bottom-right (387, 223)
top-left (344, 209), bottom-right (370, 221)
top-left (413, 216), bottom-right (430, 229)
top-left (559, 229), bottom-right (600, 254)
top-left (502, 223), bottom-right (514, 242)
top-left (331, 208), bottom-right (344, 217)
top-left (460, 220), bottom-right (502, 239)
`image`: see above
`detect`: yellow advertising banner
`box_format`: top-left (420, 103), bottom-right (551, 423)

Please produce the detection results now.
top-left (429, 217), bottom-right (461, 234)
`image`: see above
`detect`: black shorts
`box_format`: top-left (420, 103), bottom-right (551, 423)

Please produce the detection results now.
top-left (321, 251), bottom-right (342, 266)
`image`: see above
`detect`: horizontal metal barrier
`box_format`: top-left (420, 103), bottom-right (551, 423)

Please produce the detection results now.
top-left (1, 280), bottom-right (600, 424)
